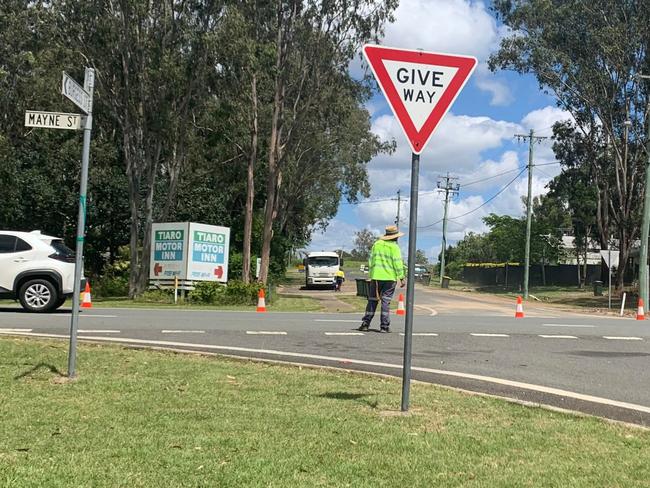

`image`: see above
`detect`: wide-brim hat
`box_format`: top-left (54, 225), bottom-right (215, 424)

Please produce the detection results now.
top-left (380, 225), bottom-right (405, 240)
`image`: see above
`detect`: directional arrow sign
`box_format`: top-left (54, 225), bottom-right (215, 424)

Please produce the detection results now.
top-left (154, 263), bottom-right (163, 277)
top-left (363, 45), bottom-right (477, 154)
top-left (62, 72), bottom-right (92, 114)
top-left (25, 111), bottom-right (85, 130)
top-left (214, 266), bottom-right (224, 279)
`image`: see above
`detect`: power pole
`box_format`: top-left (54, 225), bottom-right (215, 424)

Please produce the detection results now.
top-left (515, 129), bottom-right (548, 299)
top-left (638, 74), bottom-right (650, 309)
top-left (437, 173), bottom-right (459, 285)
top-left (395, 189), bottom-right (401, 229)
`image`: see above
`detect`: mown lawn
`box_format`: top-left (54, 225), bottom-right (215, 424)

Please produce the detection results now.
top-left (1, 338), bottom-right (649, 487)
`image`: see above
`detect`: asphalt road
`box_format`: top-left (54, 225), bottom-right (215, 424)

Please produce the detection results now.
top-left (2, 293), bottom-right (650, 426)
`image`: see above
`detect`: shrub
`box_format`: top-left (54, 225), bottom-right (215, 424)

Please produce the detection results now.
top-left (137, 289), bottom-right (175, 303)
top-left (189, 282), bottom-right (225, 304)
top-left (189, 280), bottom-right (265, 306)
top-left (94, 256), bottom-right (130, 297)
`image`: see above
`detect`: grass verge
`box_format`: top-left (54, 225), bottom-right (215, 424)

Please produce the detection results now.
top-left (0, 295), bottom-right (324, 313)
top-left (2, 337), bottom-right (649, 487)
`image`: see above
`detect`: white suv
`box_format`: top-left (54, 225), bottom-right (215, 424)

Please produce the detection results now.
top-left (0, 231), bottom-right (78, 312)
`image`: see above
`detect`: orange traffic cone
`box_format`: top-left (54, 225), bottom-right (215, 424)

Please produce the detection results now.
top-left (256, 289), bottom-right (266, 313)
top-left (636, 298), bottom-right (645, 320)
top-left (515, 296), bottom-right (524, 318)
top-left (396, 293), bottom-right (406, 315)
top-left (81, 282), bottom-right (92, 309)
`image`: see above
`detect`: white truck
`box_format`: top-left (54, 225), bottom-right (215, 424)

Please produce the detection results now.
top-left (304, 251), bottom-right (342, 289)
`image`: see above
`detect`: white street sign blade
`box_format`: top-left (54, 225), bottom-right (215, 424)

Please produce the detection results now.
top-left (25, 111), bottom-right (85, 130)
top-left (62, 72), bottom-right (92, 113)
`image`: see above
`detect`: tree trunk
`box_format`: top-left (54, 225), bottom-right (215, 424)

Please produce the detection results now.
top-left (242, 73), bottom-right (258, 284)
top-left (259, 7), bottom-right (287, 284)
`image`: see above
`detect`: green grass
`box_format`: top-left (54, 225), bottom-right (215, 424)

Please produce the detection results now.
top-left (0, 295), bottom-right (324, 313)
top-left (2, 338), bottom-right (649, 487)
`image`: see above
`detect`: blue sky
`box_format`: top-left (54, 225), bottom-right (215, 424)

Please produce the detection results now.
top-left (308, 0), bottom-right (571, 261)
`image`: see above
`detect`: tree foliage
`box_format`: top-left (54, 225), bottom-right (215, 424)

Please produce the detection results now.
top-left (0, 0), bottom-right (397, 293)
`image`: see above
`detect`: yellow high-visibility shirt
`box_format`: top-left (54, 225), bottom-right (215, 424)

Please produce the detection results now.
top-left (369, 240), bottom-right (404, 281)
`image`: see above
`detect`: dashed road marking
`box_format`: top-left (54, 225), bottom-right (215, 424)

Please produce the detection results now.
top-left (539, 335), bottom-right (578, 339)
top-left (542, 323), bottom-right (595, 328)
top-left (80, 314), bottom-right (118, 318)
top-left (603, 336), bottom-right (643, 341)
top-left (314, 319), bottom-right (359, 323)
top-left (471, 333), bottom-right (509, 337)
top-left (77, 330), bottom-right (120, 334)
top-left (400, 332), bottom-right (438, 336)
top-left (325, 332), bottom-right (364, 336)
top-left (0, 328), bottom-right (32, 332)
top-left (246, 331), bottom-right (287, 335)
top-left (162, 330), bottom-right (205, 334)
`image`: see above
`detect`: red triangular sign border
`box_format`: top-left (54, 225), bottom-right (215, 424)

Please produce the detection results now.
top-left (363, 45), bottom-right (477, 155)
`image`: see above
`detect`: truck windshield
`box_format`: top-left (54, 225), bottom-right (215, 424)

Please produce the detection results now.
top-left (308, 257), bottom-right (338, 267)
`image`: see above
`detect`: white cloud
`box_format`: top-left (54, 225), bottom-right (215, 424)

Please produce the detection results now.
top-left (382, 0), bottom-right (504, 60)
top-left (307, 219), bottom-right (360, 252)
top-left (521, 105), bottom-right (572, 134)
top-left (475, 75), bottom-right (514, 106)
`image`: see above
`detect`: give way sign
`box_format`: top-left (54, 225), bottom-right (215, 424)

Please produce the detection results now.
top-left (363, 45), bottom-right (477, 154)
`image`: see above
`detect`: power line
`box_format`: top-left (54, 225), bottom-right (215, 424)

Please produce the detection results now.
top-left (461, 166), bottom-right (525, 187)
top-left (417, 167), bottom-right (526, 229)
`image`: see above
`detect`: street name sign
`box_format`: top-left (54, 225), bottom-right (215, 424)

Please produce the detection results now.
top-left (62, 71), bottom-right (92, 113)
top-left (25, 110), bottom-right (85, 130)
top-left (362, 45), bottom-right (477, 154)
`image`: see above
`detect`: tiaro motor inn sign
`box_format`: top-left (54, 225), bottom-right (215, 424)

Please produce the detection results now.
top-left (149, 222), bottom-right (230, 283)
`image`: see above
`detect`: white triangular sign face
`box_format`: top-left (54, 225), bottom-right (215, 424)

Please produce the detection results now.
top-left (363, 45), bottom-right (477, 154)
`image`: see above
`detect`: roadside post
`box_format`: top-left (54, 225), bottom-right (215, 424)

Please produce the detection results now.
top-left (363, 45), bottom-right (476, 411)
top-left (600, 249), bottom-right (619, 311)
top-left (64, 68), bottom-right (95, 378)
top-left (24, 67), bottom-right (94, 378)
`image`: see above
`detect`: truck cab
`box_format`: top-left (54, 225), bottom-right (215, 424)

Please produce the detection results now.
top-left (304, 252), bottom-right (341, 289)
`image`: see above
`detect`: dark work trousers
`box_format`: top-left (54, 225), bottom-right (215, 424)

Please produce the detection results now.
top-left (361, 280), bottom-right (397, 328)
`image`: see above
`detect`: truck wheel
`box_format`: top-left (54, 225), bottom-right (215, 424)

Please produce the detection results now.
top-left (18, 279), bottom-right (59, 313)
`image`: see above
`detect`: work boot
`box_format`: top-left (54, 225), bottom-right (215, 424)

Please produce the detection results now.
top-left (358, 323), bottom-right (369, 331)
top-left (379, 326), bottom-right (391, 333)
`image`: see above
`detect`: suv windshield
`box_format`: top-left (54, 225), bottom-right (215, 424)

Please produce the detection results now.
top-left (308, 257), bottom-right (339, 267)
top-left (50, 240), bottom-right (75, 258)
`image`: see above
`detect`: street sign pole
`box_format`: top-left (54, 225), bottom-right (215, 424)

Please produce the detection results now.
top-left (362, 45), bottom-right (476, 412)
top-left (401, 152), bottom-right (419, 412)
top-left (68, 68), bottom-right (94, 378)
top-left (608, 248), bottom-right (612, 310)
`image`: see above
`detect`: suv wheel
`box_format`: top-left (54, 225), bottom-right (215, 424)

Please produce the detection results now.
top-left (19, 279), bottom-right (59, 313)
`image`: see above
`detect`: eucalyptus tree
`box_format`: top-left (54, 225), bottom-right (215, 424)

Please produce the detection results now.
top-left (53, 0), bottom-right (227, 295)
top-left (490, 0), bottom-right (650, 290)
top-left (256, 0), bottom-right (398, 284)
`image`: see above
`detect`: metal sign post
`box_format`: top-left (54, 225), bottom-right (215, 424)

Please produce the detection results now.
top-left (401, 152), bottom-right (419, 411)
top-left (67, 68), bottom-right (94, 378)
top-left (362, 45), bottom-right (476, 412)
top-left (24, 67), bottom-right (94, 377)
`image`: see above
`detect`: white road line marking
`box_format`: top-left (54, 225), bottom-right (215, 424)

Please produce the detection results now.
top-left (80, 314), bottom-right (118, 318)
top-left (542, 324), bottom-right (596, 328)
top-left (246, 331), bottom-right (287, 335)
top-left (539, 335), bottom-right (578, 339)
top-left (400, 333), bottom-right (438, 336)
top-left (314, 319), bottom-right (359, 323)
top-left (6, 331), bottom-right (650, 416)
top-left (414, 305), bottom-right (438, 316)
top-left (324, 332), bottom-right (364, 336)
top-left (77, 330), bottom-right (120, 334)
top-left (470, 333), bottom-right (509, 337)
top-left (161, 330), bottom-right (205, 334)
top-left (0, 328), bottom-right (32, 332)
top-left (603, 336), bottom-right (643, 341)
